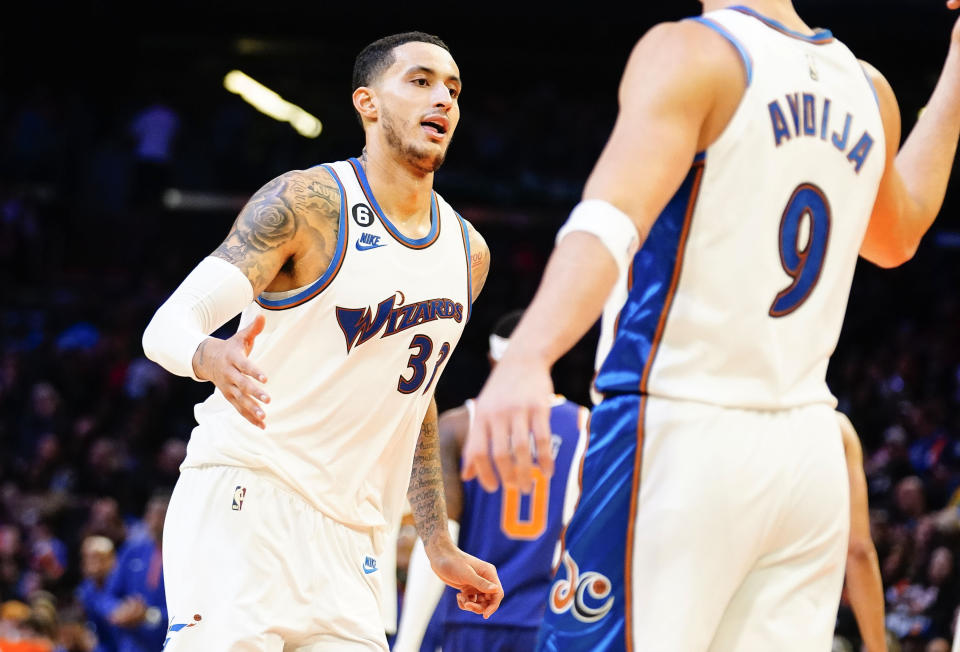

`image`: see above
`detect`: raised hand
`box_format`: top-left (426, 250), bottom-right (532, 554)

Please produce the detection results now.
top-left (192, 314), bottom-right (271, 429)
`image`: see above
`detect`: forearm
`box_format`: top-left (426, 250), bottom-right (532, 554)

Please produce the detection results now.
top-left (392, 522), bottom-right (460, 652)
top-left (896, 44), bottom-right (960, 230)
top-left (407, 400), bottom-right (451, 551)
top-left (847, 547), bottom-right (888, 652)
top-left (504, 232), bottom-right (619, 367)
top-left (142, 257), bottom-right (253, 379)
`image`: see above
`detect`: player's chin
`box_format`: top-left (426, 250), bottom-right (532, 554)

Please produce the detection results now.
top-left (421, 147), bottom-right (448, 172)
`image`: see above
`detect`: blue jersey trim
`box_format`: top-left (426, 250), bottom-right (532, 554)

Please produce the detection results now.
top-left (255, 164), bottom-right (347, 310)
top-left (690, 17), bottom-right (754, 85)
top-left (859, 64), bottom-right (880, 108)
top-left (729, 5), bottom-right (834, 44)
top-left (594, 159), bottom-right (705, 395)
top-left (348, 157), bottom-right (440, 248)
top-left (456, 213), bottom-right (473, 323)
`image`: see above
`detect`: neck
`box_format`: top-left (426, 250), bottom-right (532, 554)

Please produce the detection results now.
top-left (360, 140), bottom-right (436, 230)
top-left (701, 0), bottom-right (812, 34)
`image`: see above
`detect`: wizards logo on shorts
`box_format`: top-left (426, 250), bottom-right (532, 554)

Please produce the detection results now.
top-left (549, 551), bottom-right (614, 623)
top-left (162, 613), bottom-right (202, 649)
top-left (336, 290), bottom-right (464, 354)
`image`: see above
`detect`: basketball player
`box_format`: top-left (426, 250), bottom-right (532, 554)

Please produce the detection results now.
top-left (462, 1), bottom-right (960, 650)
top-left (838, 411), bottom-right (888, 652)
top-left (391, 310), bottom-right (589, 652)
top-left (141, 32), bottom-right (502, 651)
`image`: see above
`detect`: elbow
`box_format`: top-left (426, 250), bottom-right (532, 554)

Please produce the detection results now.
top-left (141, 315), bottom-right (161, 364)
top-left (864, 239), bottom-right (919, 268)
top-left (847, 537), bottom-right (878, 564)
top-left (887, 238), bottom-right (920, 267)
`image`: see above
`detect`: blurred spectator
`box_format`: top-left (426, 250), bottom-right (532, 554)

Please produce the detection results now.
top-left (104, 492), bottom-right (167, 652)
top-left (79, 499), bottom-right (126, 552)
top-left (0, 592), bottom-right (59, 652)
top-left (26, 519), bottom-right (67, 588)
top-left (886, 546), bottom-right (958, 645)
top-left (128, 101), bottom-right (180, 210)
top-left (76, 536), bottom-right (117, 652)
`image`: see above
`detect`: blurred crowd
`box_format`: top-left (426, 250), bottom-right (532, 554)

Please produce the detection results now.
top-left (2, 53), bottom-right (960, 652)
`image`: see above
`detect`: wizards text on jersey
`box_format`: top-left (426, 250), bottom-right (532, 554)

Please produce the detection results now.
top-left (768, 91), bottom-right (875, 173)
top-left (336, 291), bottom-right (464, 353)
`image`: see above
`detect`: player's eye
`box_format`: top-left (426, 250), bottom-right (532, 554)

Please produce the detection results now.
top-left (447, 86), bottom-right (459, 99)
top-left (412, 78), bottom-right (429, 87)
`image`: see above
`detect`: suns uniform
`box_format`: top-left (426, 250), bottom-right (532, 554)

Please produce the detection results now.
top-left (162, 158), bottom-right (473, 651)
top-left (538, 8), bottom-right (885, 652)
top-left (429, 396), bottom-right (588, 652)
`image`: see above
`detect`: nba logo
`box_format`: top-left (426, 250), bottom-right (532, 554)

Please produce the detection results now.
top-left (232, 486), bottom-right (246, 511)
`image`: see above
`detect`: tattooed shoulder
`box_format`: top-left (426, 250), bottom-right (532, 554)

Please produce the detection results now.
top-left (297, 167), bottom-right (342, 232)
top-left (210, 169), bottom-right (335, 293)
top-left (467, 221), bottom-right (490, 301)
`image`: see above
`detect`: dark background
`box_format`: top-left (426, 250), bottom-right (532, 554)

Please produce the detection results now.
top-left (2, 3), bottom-right (960, 650)
top-left (3, 0), bottom-right (959, 410)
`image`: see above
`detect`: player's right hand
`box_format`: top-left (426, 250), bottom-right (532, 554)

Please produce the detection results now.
top-left (462, 351), bottom-right (554, 494)
top-left (192, 314), bottom-right (270, 429)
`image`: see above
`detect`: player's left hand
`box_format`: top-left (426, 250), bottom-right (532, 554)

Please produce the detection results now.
top-left (461, 352), bottom-right (555, 494)
top-left (427, 540), bottom-right (503, 619)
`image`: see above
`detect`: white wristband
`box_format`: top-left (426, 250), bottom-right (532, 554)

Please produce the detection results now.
top-left (142, 256), bottom-right (254, 380)
top-left (555, 199), bottom-right (640, 279)
top-left (488, 334), bottom-right (509, 362)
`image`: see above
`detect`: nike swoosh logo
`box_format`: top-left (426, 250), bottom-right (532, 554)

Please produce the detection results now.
top-left (363, 565), bottom-right (378, 574)
top-left (355, 241), bottom-right (387, 251)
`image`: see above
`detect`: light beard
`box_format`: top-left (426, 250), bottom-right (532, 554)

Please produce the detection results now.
top-left (381, 105), bottom-right (448, 173)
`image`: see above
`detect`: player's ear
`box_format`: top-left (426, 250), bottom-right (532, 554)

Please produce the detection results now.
top-left (353, 86), bottom-right (378, 122)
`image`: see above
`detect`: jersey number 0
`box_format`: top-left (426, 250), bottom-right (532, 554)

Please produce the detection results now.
top-left (501, 468), bottom-right (549, 540)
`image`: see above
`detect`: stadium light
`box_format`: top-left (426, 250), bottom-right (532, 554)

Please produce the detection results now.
top-left (223, 70), bottom-right (322, 138)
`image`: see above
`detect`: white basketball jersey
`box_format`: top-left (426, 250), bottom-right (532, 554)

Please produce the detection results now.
top-left (593, 7), bottom-right (885, 409)
top-left (183, 158), bottom-right (473, 535)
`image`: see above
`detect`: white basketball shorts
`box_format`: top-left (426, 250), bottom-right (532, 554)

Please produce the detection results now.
top-left (162, 465), bottom-right (388, 651)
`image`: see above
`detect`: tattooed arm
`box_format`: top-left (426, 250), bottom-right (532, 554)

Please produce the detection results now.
top-left (188, 168), bottom-right (341, 427)
top-left (211, 168), bottom-right (341, 296)
top-left (408, 398), bottom-right (449, 548)
top-left (407, 398), bottom-right (504, 618)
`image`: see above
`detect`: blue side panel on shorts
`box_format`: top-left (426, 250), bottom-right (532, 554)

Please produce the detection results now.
top-left (439, 399), bottom-right (585, 631)
top-left (537, 395), bottom-right (641, 652)
top-left (593, 159), bottom-right (704, 395)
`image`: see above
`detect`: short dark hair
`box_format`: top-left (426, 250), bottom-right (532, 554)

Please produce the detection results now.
top-left (491, 310), bottom-right (524, 340)
top-left (352, 31), bottom-right (450, 91)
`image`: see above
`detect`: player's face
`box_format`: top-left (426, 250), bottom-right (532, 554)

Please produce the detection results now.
top-left (376, 42), bottom-right (461, 172)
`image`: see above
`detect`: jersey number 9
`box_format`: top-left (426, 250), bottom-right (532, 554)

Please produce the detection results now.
top-left (769, 183), bottom-right (831, 317)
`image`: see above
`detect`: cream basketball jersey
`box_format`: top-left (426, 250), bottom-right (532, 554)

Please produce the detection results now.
top-left (593, 7), bottom-right (885, 409)
top-left (183, 158), bottom-right (473, 534)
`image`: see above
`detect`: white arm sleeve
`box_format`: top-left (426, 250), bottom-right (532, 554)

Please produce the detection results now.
top-left (392, 520), bottom-right (460, 652)
top-left (142, 256), bottom-right (254, 381)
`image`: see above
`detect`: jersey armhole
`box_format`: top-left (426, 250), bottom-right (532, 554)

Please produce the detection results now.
top-left (858, 63), bottom-right (881, 108)
top-left (255, 164), bottom-right (348, 310)
top-left (455, 213), bottom-right (473, 324)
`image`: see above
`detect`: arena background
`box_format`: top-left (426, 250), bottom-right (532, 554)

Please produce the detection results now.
top-left (1, 2), bottom-right (959, 650)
